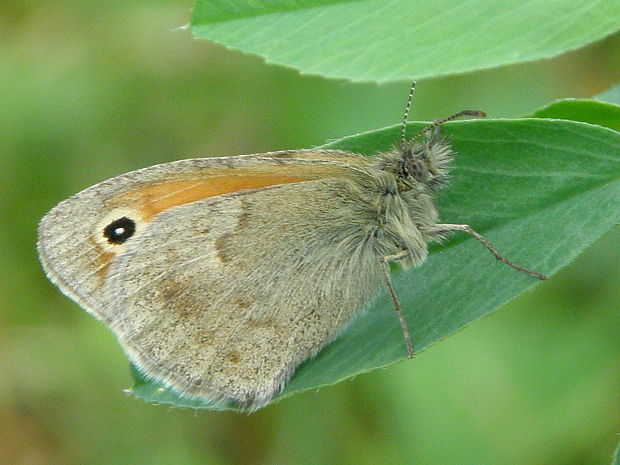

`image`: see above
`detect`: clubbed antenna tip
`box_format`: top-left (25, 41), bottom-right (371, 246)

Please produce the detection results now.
top-left (461, 110), bottom-right (486, 118)
top-left (409, 109), bottom-right (487, 143)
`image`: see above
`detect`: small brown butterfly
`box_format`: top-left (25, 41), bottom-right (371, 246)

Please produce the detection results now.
top-left (37, 82), bottom-right (547, 410)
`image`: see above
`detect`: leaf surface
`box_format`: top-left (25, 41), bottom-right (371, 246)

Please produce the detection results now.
top-left (191, 0), bottom-right (620, 81)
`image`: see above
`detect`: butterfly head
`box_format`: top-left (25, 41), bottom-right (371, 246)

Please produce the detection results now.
top-left (376, 132), bottom-right (453, 193)
top-left (379, 108), bottom-right (485, 192)
top-left (395, 134), bottom-right (454, 191)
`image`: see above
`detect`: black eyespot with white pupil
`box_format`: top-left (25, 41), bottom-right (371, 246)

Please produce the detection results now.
top-left (103, 216), bottom-right (136, 244)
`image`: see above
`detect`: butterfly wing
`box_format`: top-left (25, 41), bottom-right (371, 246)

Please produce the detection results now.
top-left (109, 176), bottom-right (388, 409)
top-left (38, 150), bottom-right (384, 409)
top-left (38, 150), bottom-right (371, 322)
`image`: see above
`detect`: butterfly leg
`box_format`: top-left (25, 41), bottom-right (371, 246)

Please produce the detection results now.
top-left (424, 223), bottom-right (549, 280)
top-left (380, 250), bottom-right (415, 359)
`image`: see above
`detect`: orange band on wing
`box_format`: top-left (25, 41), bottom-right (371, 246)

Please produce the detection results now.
top-left (112, 174), bottom-right (311, 220)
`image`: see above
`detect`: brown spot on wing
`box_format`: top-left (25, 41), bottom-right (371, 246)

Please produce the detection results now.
top-left (248, 317), bottom-right (280, 331)
top-left (97, 251), bottom-right (114, 281)
top-left (214, 233), bottom-right (234, 264)
top-left (196, 330), bottom-right (215, 347)
top-left (226, 351), bottom-right (241, 363)
top-left (234, 297), bottom-right (253, 309)
top-left (159, 278), bottom-right (181, 302)
top-left (214, 196), bottom-right (253, 264)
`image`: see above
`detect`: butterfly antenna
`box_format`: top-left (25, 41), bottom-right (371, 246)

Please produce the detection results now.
top-left (409, 109), bottom-right (487, 143)
top-left (400, 81), bottom-right (416, 143)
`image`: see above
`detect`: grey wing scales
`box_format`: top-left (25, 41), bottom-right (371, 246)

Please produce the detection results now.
top-left (104, 177), bottom-right (384, 410)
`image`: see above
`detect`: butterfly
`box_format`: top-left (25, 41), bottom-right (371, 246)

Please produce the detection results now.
top-left (38, 83), bottom-right (547, 410)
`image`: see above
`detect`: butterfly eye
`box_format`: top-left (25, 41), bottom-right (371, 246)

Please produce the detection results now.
top-left (406, 158), bottom-right (430, 182)
top-left (103, 216), bottom-right (136, 244)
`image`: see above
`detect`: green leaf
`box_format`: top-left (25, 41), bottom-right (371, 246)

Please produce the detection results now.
top-left (191, 0), bottom-right (620, 82)
top-left (613, 440), bottom-right (620, 465)
top-left (532, 99), bottom-right (620, 131)
top-left (531, 98), bottom-right (620, 131)
top-left (131, 117), bottom-right (620, 410)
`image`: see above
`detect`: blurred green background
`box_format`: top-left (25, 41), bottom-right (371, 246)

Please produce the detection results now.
top-left (1, 1), bottom-right (619, 464)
